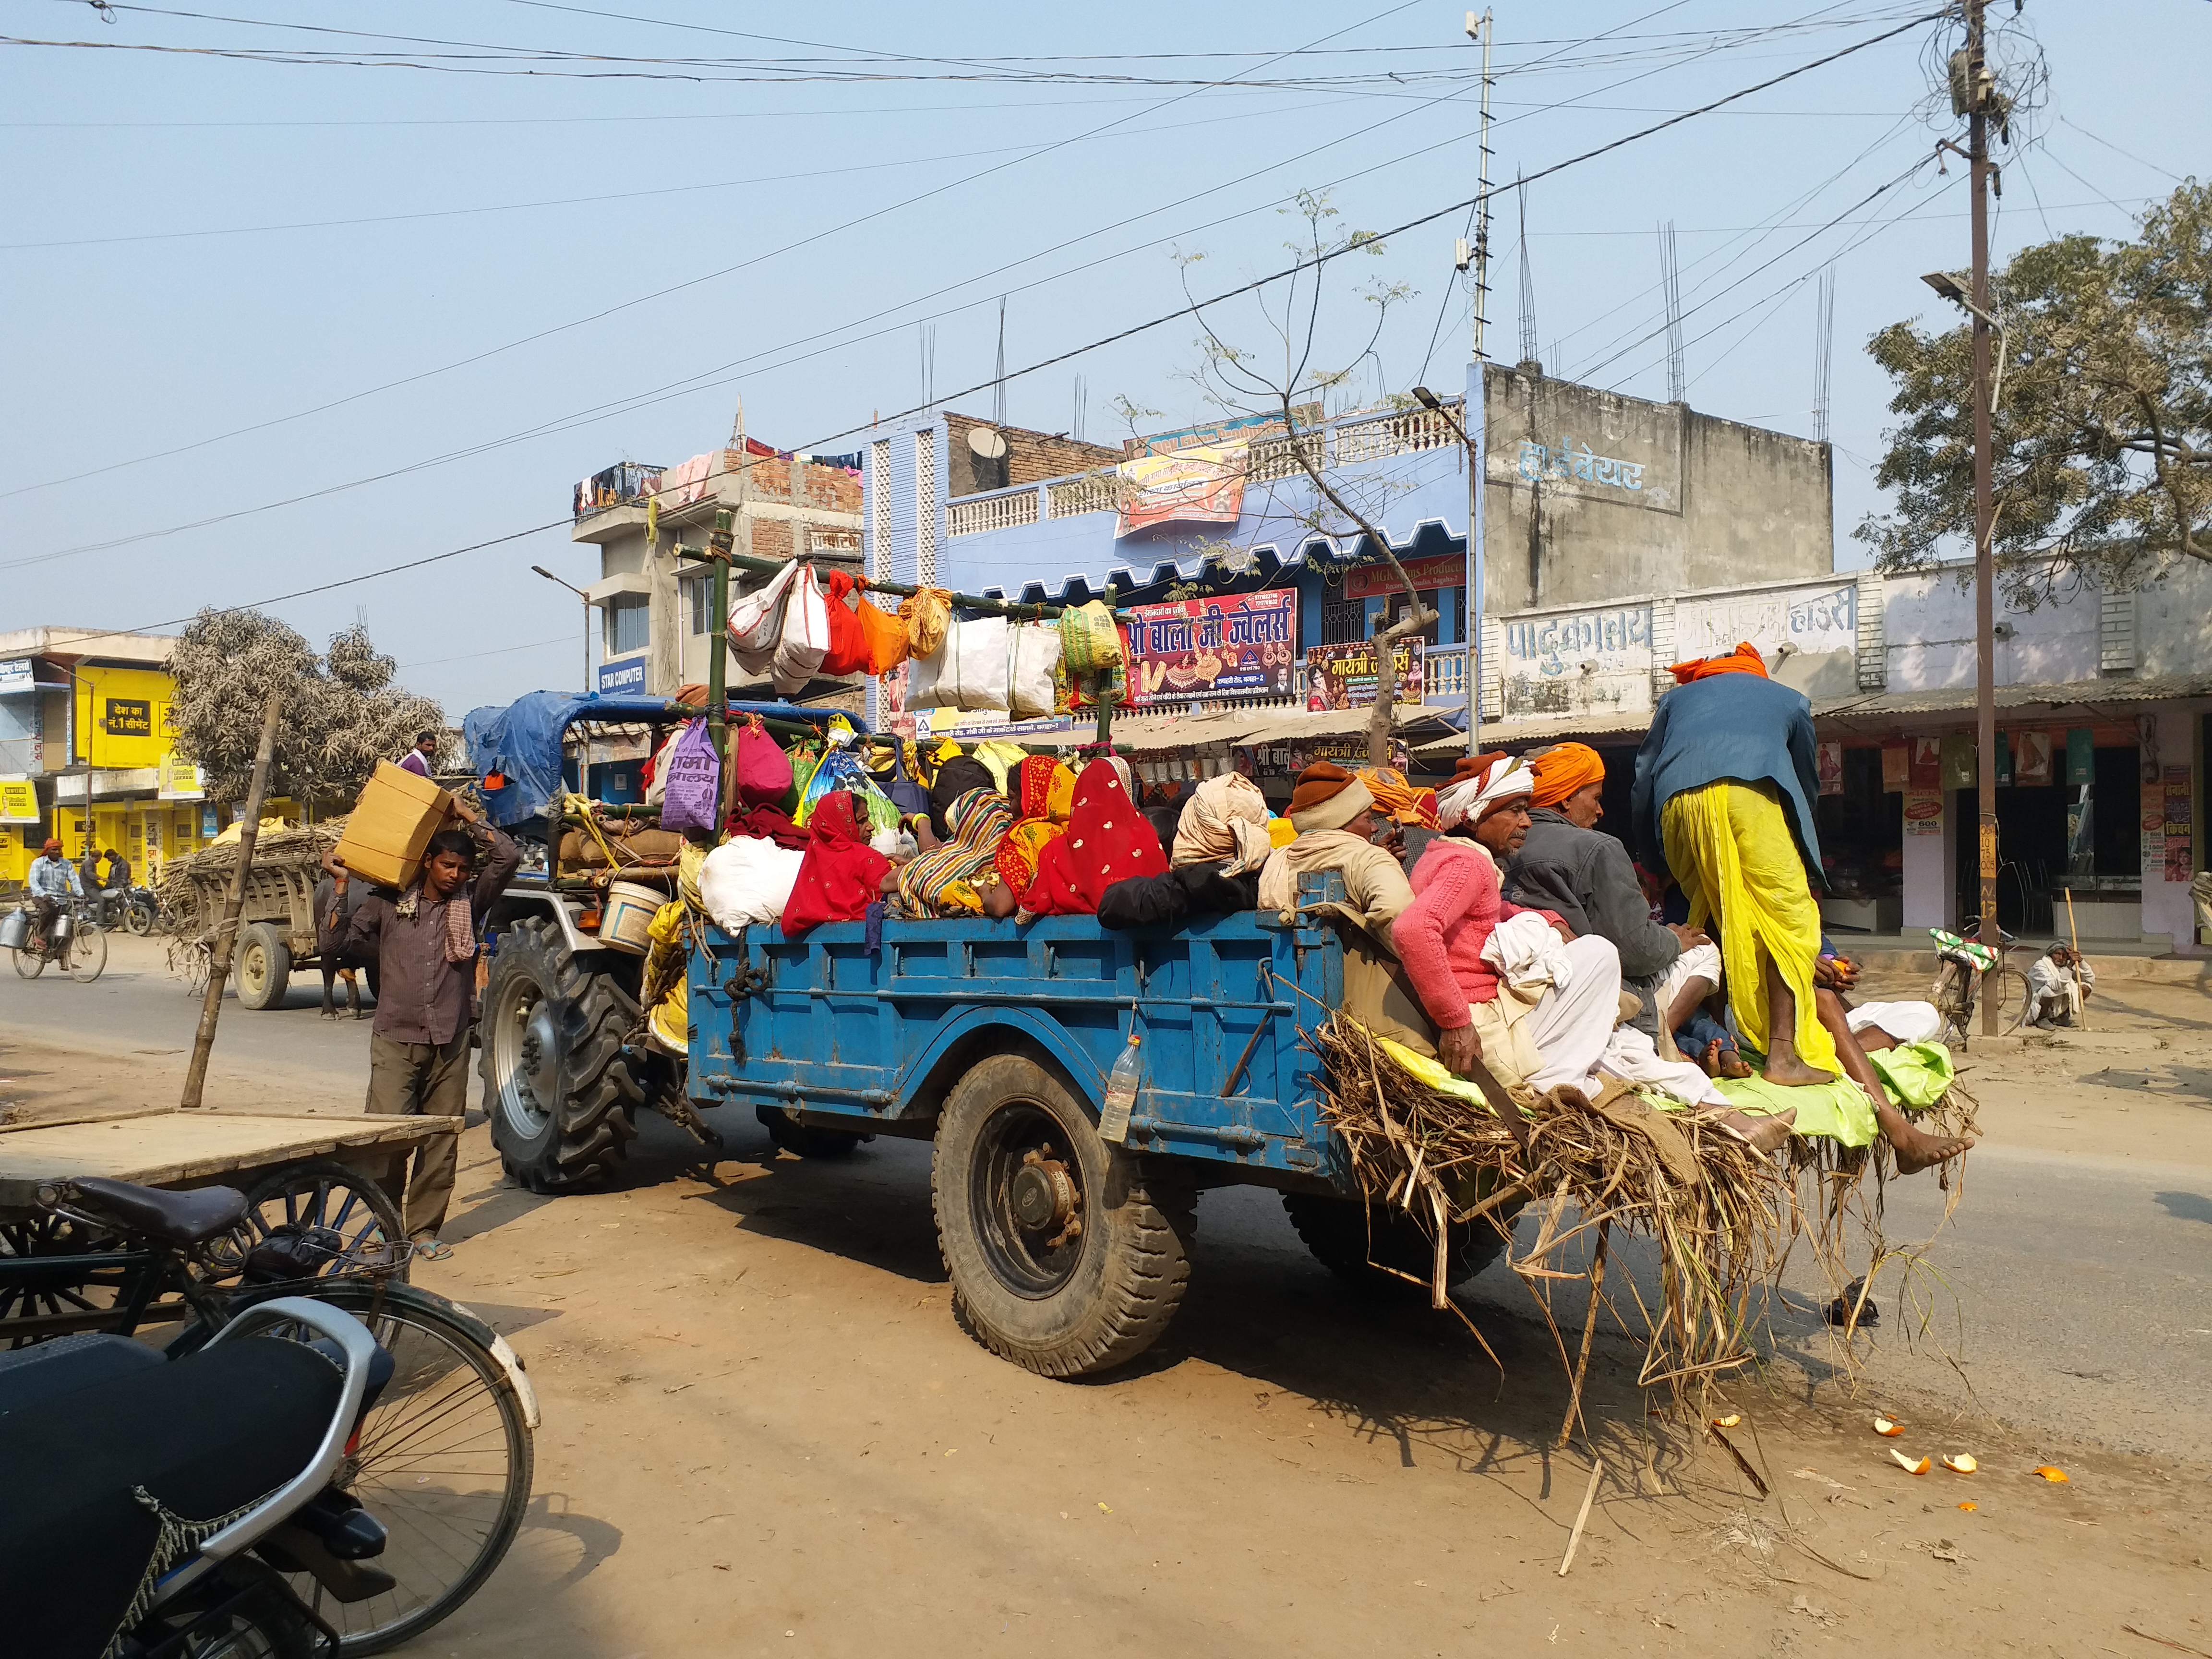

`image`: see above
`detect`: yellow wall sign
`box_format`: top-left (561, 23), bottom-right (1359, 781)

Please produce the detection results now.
top-left (0, 777), bottom-right (38, 823)
top-left (157, 753), bottom-right (205, 800)
top-left (72, 664), bottom-right (174, 769)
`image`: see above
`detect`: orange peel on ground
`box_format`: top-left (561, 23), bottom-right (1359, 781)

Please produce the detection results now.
top-left (1873, 1416), bottom-right (1906, 1437)
top-left (1941, 1454), bottom-right (1978, 1474)
top-left (1958, 1502), bottom-right (1978, 1512)
top-left (2032, 1465), bottom-right (2069, 1483)
top-left (1711, 1414), bottom-right (1742, 1429)
top-left (1890, 1450), bottom-right (1932, 1475)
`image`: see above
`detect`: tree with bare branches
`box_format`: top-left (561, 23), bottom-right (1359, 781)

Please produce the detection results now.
top-left (1166, 192), bottom-right (1437, 766)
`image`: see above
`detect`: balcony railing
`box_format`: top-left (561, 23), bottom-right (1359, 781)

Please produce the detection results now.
top-left (941, 401), bottom-right (1465, 536)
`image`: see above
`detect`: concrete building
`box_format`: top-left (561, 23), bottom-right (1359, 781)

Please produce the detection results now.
top-left (0, 627), bottom-right (211, 888)
top-left (570, 439), bottom-right (867, 700)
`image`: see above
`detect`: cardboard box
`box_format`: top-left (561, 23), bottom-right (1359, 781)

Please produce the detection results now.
top-left (334, 762), bottom-right (453, 890)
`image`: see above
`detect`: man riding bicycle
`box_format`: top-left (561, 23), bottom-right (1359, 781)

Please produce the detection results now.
top-left (26, 838), bottom-right (82, 938)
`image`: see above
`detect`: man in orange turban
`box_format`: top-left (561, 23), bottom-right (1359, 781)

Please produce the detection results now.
top-left (1669, 641), bottom-right (1769, 684)
top-left (1527, 741), bottom-right (1607, 816)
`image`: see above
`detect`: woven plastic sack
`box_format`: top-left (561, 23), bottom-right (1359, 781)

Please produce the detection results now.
top-left (658, 718), bottom-right (722, 835)
top-left (642, 725), bottom-right (682, 808)
top-left (727, 560), bottom-right (799, 679)
top-left (854, 583), bottom-right (910, 676)
top-left (784, 742), bottom-right (821, 816)
top-left (1058, 600), bottom-right (1124, 676)
top-left (699, 837), bottom-right (805, 929)
top-left (733, 714), bottom-right (793, 810)
top-left (817, 571), bottom-right (873, 678)
top-left (772, 566), bottom-right (830, 694)
top-left (901, 587), bottom-right (953, 659)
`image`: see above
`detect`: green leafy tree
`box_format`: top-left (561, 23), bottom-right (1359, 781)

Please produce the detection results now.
top-left (1857, 181), bottom-right (2210, 602)
top-left (169, 610), bottom-right (444, 808)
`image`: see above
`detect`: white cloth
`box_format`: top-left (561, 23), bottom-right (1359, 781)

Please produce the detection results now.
top-left (1845, 999), bottom-right (1943, 1045)
top-left (1492, 933), bottom-right (1623, 1094)
top-left (1482, 910), bottom-right (1575, 994)
top-left (1435, 754), bottom-right (1533, 831)
top-left (1597, 1024), bottom-right (1731, 1107)
top-left (698, 837), bottom-right (805, 929)
top-left (1655, 939), bottom-right (1723, 1021)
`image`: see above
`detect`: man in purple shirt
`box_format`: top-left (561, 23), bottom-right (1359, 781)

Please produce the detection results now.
top-left (337, 811), bottom-right (519, 1255)
top-left (397, 730), bottom-right (440, 780)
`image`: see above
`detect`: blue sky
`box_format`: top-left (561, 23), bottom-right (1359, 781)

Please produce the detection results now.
top-left (2, 0), bottom-right (2201, 715)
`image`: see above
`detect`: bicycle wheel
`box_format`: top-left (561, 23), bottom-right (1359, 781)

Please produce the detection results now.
top-left (12, 942), bottom-right (44, 979)
top-left (200, 1159), bottom-right (409, 1286)
top-left (267, 1280), bottom-right (534, 1654)
top-left (68, 924), bottom-right (108, 983)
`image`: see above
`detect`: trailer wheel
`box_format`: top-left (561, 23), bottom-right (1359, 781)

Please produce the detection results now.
top-left (482, 917), bottom-right (641, 1192)
top-left (233, 921), bottom-right (293, 1010)
top-left (933, 1052), bottom-right (1194, 1378)
top-left (1282, 1192), bottom-right (1512, 1296)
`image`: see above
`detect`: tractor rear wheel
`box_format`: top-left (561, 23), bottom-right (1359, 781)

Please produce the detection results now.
top-left (482, 917), bottom-right (642, 1192)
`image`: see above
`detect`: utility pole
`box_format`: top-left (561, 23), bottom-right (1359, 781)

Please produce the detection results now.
top-left (1463, 8), bottom-right (1493, 755)
top-left (1966, 0), bottom-right (1999, 1034)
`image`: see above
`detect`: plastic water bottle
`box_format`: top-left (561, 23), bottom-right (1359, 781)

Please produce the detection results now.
top-left (1099, 1032), bottom-right (1143, 1145)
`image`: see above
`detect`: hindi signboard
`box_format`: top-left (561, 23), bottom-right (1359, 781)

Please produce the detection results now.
top-left (1304, 639), bottom-right (1425, 710)
top-left (1123, 590), bottom-right (1297, 706)
top-left (1114, 445), bottom-right (1248, 537)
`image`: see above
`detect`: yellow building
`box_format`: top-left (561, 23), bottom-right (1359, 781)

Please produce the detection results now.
top-left (0, 627), bottom-right (221, 889)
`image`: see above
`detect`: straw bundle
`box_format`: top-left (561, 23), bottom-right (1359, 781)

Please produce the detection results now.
top-left (1312, 1014), bottom-right (1926, 1416)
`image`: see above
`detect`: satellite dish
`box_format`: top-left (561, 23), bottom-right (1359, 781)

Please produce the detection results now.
top-left (968, 427), bottom-right (1009, 460)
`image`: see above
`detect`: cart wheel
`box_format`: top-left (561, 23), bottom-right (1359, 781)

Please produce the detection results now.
top-left (932, 1050), bottom-right (1195, 1378)
top-left (198, 1158), bottom-right (409, 1286)
top-left (0, 1210), bottom-right (132, 1347)
top-left (234, 922), bottom-right (293, 1010)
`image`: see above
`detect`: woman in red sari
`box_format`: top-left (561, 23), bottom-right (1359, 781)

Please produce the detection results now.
top-left (780, 791), bottom-right (892, 937)
top-left (1019, 756), bottom-right (1167, 918)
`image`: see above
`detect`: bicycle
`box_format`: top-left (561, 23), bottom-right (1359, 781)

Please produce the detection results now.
top-left (1928, 915), bottom-right (2026, 1047)
top-left (0, 1176), bottom-right (536, 1655)
top-left (4, 895), bottom-right (107, 982)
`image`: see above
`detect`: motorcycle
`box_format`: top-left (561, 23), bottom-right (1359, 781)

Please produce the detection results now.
top-left (98, 882), bottom-right (162, 936)
top-left (0, 1279), bottom-right (393, 1658)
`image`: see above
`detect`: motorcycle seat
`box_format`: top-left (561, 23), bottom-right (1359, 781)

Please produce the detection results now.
top-left (0, 1333), bottom-right (164, 1419)
top-left (62, 1178), bottom-right (249, 1248)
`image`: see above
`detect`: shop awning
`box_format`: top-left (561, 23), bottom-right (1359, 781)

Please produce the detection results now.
top-left (1813, 671), bottom-right (2212, 724)
top-left (1016, 701), bottom-right (1463, 753)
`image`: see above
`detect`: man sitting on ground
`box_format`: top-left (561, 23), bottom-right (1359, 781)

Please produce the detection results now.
top-left (1632, 643), bottom-right (1972, 1173)
top-left (1256, 761), bottom-right (1418, 942)
top-left (2024, 942), bottom-right (2095, 1029)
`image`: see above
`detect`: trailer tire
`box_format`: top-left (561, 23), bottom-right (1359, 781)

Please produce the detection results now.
top-left (482, 917), bottom-right (642, 1192)
top-left (1282, 1192), bottom-right (1510, 1296)
top-left (933, 1051), bottom-right (1194, 1379)
top-left (233, 921), bottom-right (293, 1011)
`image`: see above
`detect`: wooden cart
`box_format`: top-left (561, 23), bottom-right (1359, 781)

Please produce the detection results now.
top-left (0, 1107), bottom-right (456, 1342)
top-left (158, 829), bottom-right (334, 1010)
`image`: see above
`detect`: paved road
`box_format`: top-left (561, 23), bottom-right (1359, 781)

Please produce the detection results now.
top-left (9, 937), bottom-right (2207, 1460)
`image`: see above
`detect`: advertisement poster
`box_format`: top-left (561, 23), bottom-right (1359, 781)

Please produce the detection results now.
top-left (2143, 776), bottom-right (2166, 869)
top-left (2065, 727), bottom-right (2096, 785)
top-left (1114, 445), bottom-right (1248, 537)
top-left (1880, 742), bottom-right (1910, 793)
top-left (1903, 788), bottom-right (1945, 838)
top-left (1122, 590), bottom-right (1296, 706)
top-left (2164, 765), bottom-right (2194, 883)
top-left (0, 777), bottom-right (37, 824)
top-left (1909, 735), bottom-right (1943, 790)
top-left (1304, 640), bottom-right (1425, 709)
top-left (2014, 729), bottom-right (2053, 786)
top-left (1939, 733), bottom-right (1977, 792)
top-left (1815, 741), bottom-right (1845, 796)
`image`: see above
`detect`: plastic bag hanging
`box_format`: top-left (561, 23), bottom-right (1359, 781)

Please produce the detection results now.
top-left (772, 565), bottom-right (830, 695)
top-left (658, 718), bottom-right (723, 836)
top-left (727, 559), bottom-right (800, 680)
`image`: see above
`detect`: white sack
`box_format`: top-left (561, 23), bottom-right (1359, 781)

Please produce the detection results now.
top-left (771, 566), bottom-right (830, 695)
top-left (727, 560), bottom-right (799, 680)
top-left (699, 836), bottom-right (806, 929)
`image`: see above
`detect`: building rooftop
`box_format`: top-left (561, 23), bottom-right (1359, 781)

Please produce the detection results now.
top-left (0, 626), bottom-right (176, 666)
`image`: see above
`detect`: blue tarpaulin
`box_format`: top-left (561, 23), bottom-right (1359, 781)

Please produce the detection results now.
top-left (462, 691), bottom-right (864, 828)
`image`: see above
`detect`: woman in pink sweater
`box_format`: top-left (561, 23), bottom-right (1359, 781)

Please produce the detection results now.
top-left (1395, 753), bottom-right (1626, 1094)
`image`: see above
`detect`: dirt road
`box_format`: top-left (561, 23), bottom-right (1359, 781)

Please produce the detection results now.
top-left (4, 941), bottom-right (2210, 1656)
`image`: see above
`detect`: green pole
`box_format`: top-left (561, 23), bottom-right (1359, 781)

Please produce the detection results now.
top-left (706, 510), bottom-right (733, 766)
top-left (1094, 582), bottom-right (1118, 747)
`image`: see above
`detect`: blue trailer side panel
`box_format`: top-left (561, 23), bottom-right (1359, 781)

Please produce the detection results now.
top-left (687, 899), bottom-right (1353, 1188)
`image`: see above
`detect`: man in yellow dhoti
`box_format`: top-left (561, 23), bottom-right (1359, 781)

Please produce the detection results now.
top-left (1633, 645), bottom-right (1972, 1172)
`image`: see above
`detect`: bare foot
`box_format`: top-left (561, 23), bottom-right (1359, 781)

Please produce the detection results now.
top-left (1711, 1042), bottom-right (1754, 1081)
top-left (1704, 1106), bottom-right (1796, 1154)
top-left (1890, 1119), bottom-right (1974, 1174)
top-left (1760, 1055), bottom-right (1835, 1088)
top-left (1699, 1037), bottom-right (1725, 1077)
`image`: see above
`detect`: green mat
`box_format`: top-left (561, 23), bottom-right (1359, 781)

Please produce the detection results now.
top-left (1864, 1040), bottom-right (1955, 1109)
top-left (1713, 1073), bottom-right (1878, 1147)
